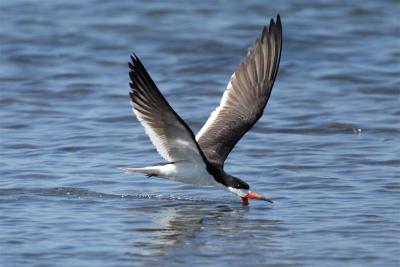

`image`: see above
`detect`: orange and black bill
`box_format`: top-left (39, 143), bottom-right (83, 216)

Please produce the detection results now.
top-left (241, 192), bottom-right (273, 205)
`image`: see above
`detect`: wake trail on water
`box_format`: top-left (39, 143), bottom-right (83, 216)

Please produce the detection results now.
top-left (0, 187), bottom-right (231, 204)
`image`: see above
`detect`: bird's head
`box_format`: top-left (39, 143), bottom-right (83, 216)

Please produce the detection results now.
top-left (226, 176), bottom-right (273, 205)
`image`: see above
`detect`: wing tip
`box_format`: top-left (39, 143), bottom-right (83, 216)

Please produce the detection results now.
top-left (128, 52), bottom-right (149, 94)
top-left (128, 53), bottom-right (137, 92)
top-left (275, 14), bottom-right (282, 33)
top-left (276, 14), bottom-right (281, 25)
top-left (260, 14), bottom-right (282, 43)
top-left (130, 52), bottom-right (138, 62)
top-left (269, 14), bottom-right (282, 33)
top-left (128, 52), bottom-right (144, 75)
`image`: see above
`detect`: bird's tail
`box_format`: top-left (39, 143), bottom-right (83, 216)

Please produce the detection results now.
top-left (119, 166), bottom-right (160, 177)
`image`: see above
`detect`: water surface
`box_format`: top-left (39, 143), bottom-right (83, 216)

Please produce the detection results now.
top-left (1, 0), bottom-right (400, 266)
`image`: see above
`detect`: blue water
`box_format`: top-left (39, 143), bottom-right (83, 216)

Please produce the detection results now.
top-left (1, 0), bottom-right (399, 266)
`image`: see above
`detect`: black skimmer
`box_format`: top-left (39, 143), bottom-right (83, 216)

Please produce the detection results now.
top-left (123, 15), bottom-right (282, 205)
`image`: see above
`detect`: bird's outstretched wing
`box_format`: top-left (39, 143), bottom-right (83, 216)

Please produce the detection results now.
top-left (129, 55), bottom-right (205, 164)
top-left (196, 15), bottom-right (283, 167)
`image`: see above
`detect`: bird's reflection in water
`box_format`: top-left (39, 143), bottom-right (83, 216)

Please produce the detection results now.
top-left (123, 200), bottom-right (282, 264)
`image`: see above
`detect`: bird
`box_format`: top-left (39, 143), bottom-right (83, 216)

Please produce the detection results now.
top-left (122, 15), bottom-right (282, 205)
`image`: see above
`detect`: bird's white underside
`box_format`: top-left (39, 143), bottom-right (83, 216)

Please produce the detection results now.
top-left (123, 162), bottom-right (217, 186)
top-left (149, 162), bottom-right (218, 186)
